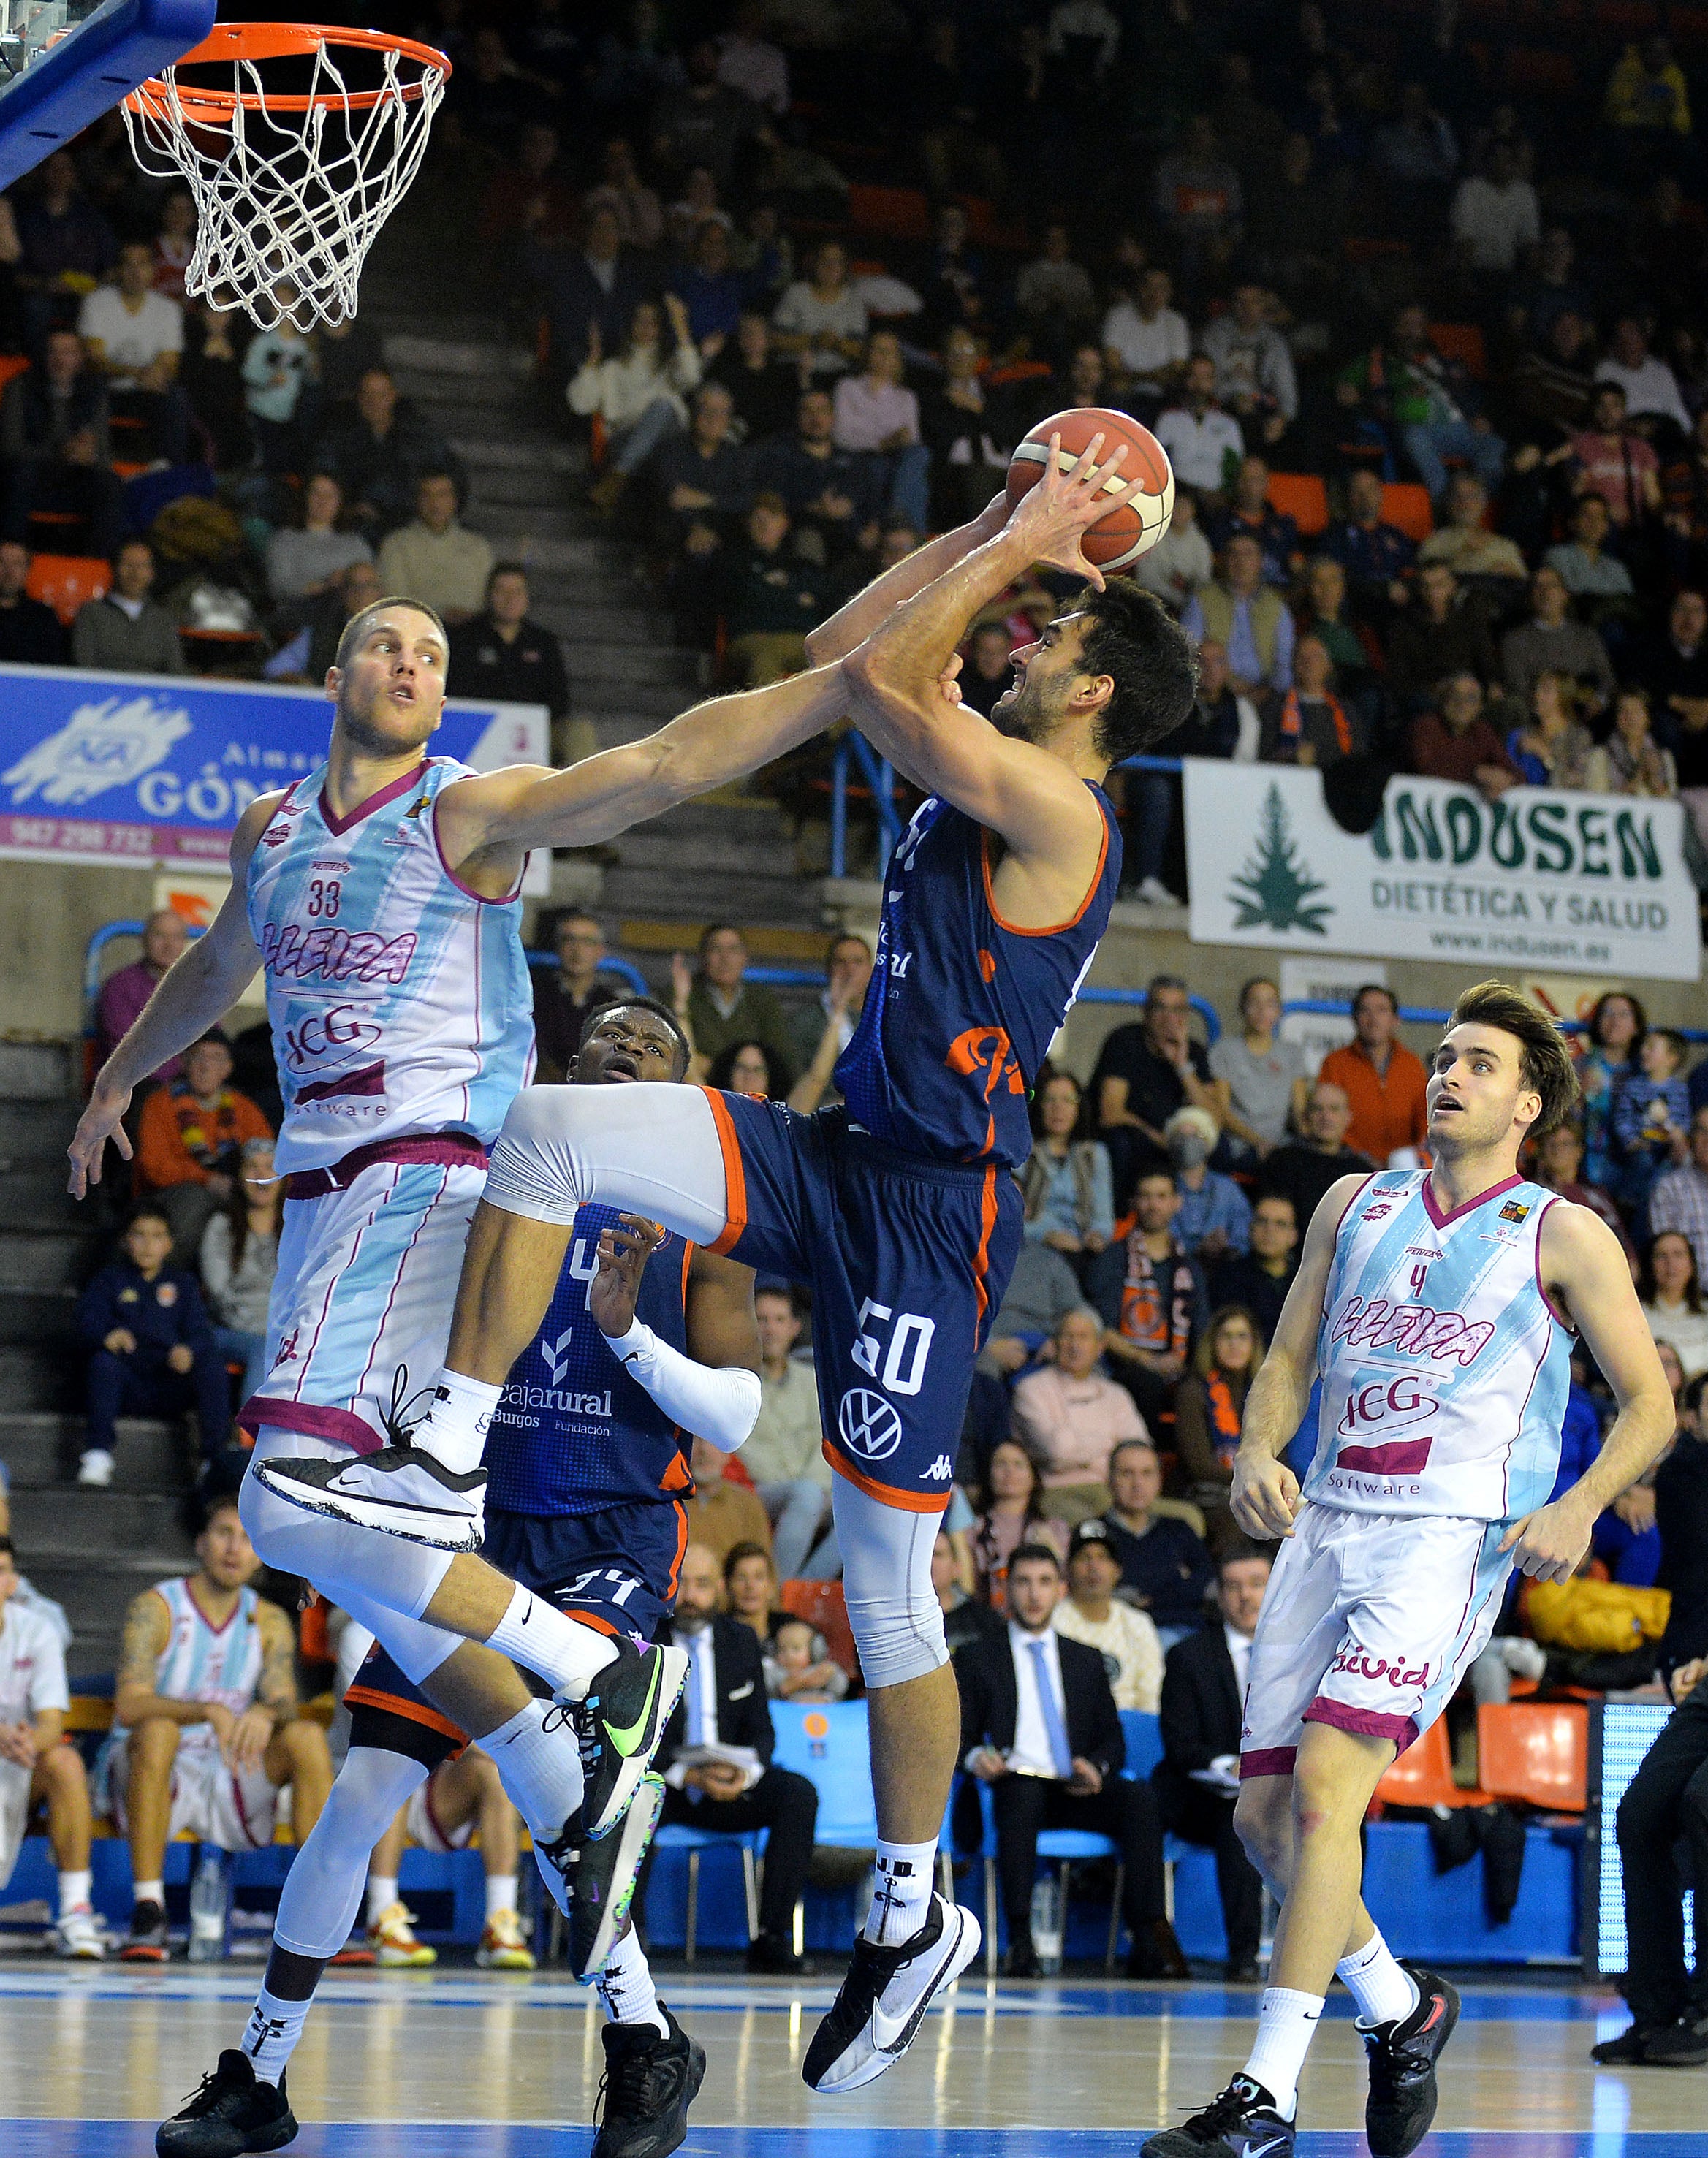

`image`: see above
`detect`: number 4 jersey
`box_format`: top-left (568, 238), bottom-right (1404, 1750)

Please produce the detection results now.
top-left (246, 756), bottom-right (535, 1177)
top-left (1302, 1170), bottom-right (1574, 1524)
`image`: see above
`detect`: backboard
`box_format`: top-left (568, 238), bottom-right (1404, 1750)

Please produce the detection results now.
top-left (0, 0), bottom-right (216, 190)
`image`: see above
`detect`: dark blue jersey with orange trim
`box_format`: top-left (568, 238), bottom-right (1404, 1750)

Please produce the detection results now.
top-left (834, 786), bottom-right (1122, 1169)
top-left (483, 1201), bottom-right (695, 1515)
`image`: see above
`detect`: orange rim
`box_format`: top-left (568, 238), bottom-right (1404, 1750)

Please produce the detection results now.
top-left (126, 22), bottom-right (450, 120)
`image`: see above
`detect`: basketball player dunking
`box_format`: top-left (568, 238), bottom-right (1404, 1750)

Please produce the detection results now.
top-left (263, 440), bottom-right (1201, 2090)
top-left (1145, 982), bottom-right (1673, 2158)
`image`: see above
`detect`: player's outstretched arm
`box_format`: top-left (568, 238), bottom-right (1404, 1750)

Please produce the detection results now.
top-left (1230, 1171), bottom-right (1368, 1540)
top-left (436, 661), bottom-right (849, 862)
top-left (67, 795), bottom-right (276, 1198)
top-left (841, 433), bottom-right (1129, 860)
top-left (802, 492), bottom-right (1010, 669)
top-left (1499, 1201), bottom-right (1675, 1584)
top-left (588, 1217), bottom-right (761, 1452)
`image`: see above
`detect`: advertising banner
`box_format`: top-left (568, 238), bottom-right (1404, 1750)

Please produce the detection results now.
top-left (1184, 759), bottom-right (1701, 984)
top-left (0, 661), bottom-right (547, 874)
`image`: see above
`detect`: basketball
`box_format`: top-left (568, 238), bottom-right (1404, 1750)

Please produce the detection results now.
top-left (1006, 406), bottom-right (1175, 571)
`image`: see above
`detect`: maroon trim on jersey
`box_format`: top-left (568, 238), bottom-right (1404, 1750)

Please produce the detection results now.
top-left (1419, 1170), bottom-right (1524, 1231)
top-left (317, 759), bottom-right (428, 837)
top-left (282, 1130), bottom-right (488, 1199)
top-left (244, 1397), bottom-right (380, 1455)
top-left (1305, 1697), bottom-right (1418, 1750)
top-left (1239, 1746), bottom-right (1297, 1780)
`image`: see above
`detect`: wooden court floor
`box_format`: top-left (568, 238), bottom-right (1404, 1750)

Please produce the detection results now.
top-left (1, 1962), bottom-right (1704, 2156)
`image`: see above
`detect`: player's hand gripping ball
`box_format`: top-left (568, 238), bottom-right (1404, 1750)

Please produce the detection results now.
top-left (1007, 406), bottom-right (1175, 569)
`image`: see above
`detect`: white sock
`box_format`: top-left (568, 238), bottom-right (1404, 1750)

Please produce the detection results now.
top-left (864, 1839), bottom-right (938, 1946)
top-left (412, 1371), bottom-right (502, 1474)
top-left (596, 1925), bottom-right (669, 2034)
top-left (1338, 1928), bottom-right (1420, 2028)
top-left (134, 1880), bottom-right (164, 1910)
top-left (485, 1873), bottom-right (518, 1922)
top-left (1242, 1987), bottom-right (1323, 2118)
top-left (58, 1869), bottom-right (92, 1916)
top-left (366, 1875), bottom-right (399, 1926)
top-left (242, 1985), bottom-right (311, 2086)
top-left (485, 1697), bottom-right (586, 1842)
top-left (486, 1583), bottom-right (618, 1698)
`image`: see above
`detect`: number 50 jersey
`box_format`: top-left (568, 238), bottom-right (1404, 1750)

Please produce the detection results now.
top-left (1302, 1171), bottom-right (1573, 1524)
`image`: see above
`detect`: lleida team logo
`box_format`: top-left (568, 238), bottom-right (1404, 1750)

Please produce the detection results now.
top-left (1226, 783), bottom-right (1333, 935)
top-left (3, 695), bottom-right (192, 806)
top-left (838, 1388), bottom-right (903, 1462)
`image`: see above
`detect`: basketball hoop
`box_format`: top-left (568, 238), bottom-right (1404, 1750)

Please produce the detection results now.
top-left (122, 23), bottom-right (449, 332)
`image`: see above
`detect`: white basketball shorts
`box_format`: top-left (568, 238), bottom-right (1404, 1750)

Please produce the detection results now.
top-left (1239, 1502), bottom-right (1513, 1778)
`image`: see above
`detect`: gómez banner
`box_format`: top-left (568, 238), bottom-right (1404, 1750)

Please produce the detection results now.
top-left (1183, 759), bottom-right (1701, 984)
top-left (0, 661), bottom-right (547, 870)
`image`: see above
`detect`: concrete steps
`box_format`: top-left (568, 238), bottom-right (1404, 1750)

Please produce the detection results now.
top-left (0, 1413), bottom-right (189, 1489)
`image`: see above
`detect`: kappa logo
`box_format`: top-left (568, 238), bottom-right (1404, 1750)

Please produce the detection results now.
top-left (925, 1454), bottom-right (953, 1481)
top-left (1362, 1203), bottom-right (1392, 1220)
top-left (838, 1388), bottom-right (903, 1462)
top-left (273, 1328), bottom-right (300, 1367)
top-left (4, 694), bottom-right (192, 806)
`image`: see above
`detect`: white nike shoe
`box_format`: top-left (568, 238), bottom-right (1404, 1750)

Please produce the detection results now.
top-left (253, 1443), bottom-right (485, 1551)
top-left (802, 1893), bottom-right (979, 2094)
top-left (1135, 876), bottom-right (1181, 907)
top-left (53, 1905), bottom-right (106, 1959)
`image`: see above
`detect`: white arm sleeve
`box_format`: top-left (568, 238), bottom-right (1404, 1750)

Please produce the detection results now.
top-left (604, 1318), bottom-right (762, 1452)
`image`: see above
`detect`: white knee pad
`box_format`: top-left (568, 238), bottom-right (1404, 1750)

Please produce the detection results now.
top-left (484, 1080), bottom-right (730, 1246)
top-left (832, 1478), bottom-right (949, 1690)
top-left (273, 1744), bottom-right (426, 1961)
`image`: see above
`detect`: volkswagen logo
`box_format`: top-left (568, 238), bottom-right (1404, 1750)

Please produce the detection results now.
top-left (838, 1388), bottom-right (903, 1461)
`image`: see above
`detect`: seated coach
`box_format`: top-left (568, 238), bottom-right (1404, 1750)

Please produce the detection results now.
top-left (954, 1542), bottom-right (1186, 1979)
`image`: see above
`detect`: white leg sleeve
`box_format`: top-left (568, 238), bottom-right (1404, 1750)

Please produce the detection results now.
top-left (240, 1430), bottom-right (462, 1684)
top-left (483, 1082), bottom-right (732, 1241)
top-left (271, 1745), bottom-right (426, 1961)
top-left (832, 1478), bottom-right (949, 1690)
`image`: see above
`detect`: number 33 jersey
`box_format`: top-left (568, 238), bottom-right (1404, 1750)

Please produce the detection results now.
top-left (246, 757), bottom-right (535, 1176)
top-left (1302, 1170), bottom-right (1574, 1524)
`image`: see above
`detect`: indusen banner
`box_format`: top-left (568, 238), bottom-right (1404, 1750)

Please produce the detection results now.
top-left (0, 661), bottom-right (547, 867)
top-left (1183, 759), bottom-right (1701, 983)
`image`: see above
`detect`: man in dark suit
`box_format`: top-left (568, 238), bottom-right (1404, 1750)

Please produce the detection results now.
top-left (1154, 1541), bottom-right (1273, 1980)
top-left (956, 1543), bottom-right (1185, 1979)
top-left (657, 1543), bottom-right (819, 1975)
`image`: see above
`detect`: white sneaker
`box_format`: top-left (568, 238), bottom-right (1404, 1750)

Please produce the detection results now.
top-left (802, 1893), bottom-right (980, 2094)
top-left (1135, 876), bottom-right (1180, 907)
top-left (77, 1449), bottom-right (115, 1487)
top-left (253, 1443), bottom-right (485, 1551)
top-left (53, 1905), bottom-right (106, 1958)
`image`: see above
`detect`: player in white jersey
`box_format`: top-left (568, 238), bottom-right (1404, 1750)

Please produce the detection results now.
top-left (0, 1535), bottom-right (101, 1958)
top-left (64, 591), bottom-right (851, 1995)
top-left (1146, 982), bottom-right (1674, 2158)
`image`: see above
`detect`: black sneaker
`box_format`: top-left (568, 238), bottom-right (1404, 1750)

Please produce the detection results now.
top-left (253, 1444), bottom-right (485, 1551)
top-left (121, 1899), bottom-right (170, 1963)
top-left (156, 2051), bottom-right (297, 2158)
top-left (572, 1643), bottom-right (689, 1840)
top-left (1642, 2010), bottom-right (1708, 2066)
top-left (1362, 1964), bottom-right (1460, 2158)
top-left (591, 2008), bottom-right (706, 2158)
top-left (802, 1893), bottom-right (979, 2094)
top-left (745, 1931), bottom-right (813, 1976)
top-left (572, 1774), bottom-right (664, 1979)
top-left (1592, 2021), bottom-right (1666, 2065)
top-left (1140, 2075), bottom-right (1295, 2157)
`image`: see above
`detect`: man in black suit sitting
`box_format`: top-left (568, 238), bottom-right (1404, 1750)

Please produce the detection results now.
top-left (1153, 1540), bottom-right (1274, 1980)
top-left (657, 1542), bottom-right (819, 1975)
top-left (955, 1543), bottom-right (1185, 1979)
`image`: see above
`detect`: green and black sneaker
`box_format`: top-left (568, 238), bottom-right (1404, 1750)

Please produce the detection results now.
top-left (568, 1642), bottom-right (689, 1840)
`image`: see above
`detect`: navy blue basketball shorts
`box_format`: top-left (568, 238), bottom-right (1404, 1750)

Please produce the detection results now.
top-left (704, 1098), bottom-right (1023, 1515)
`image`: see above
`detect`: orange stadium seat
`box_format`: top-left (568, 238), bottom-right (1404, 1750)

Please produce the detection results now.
top-left (1429, 322), bottom-right (1487, 379)
top-left (1373, 1717), bottom-right (1487, 1810)
top-left (1267, 471), bottom-right (1329, 536)
top-left (1381, 482), bottom-right (1435, 544)
top-left (1476, 1703), bottom-right (1588, 1812)
top-left (778, 1578), bottom-right (859, 1682)
top-left (28, 552), bottom-right (110, 625)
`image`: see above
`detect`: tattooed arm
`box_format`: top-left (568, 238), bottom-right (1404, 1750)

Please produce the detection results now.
top-left (113, 1591), bottom-right (204, 1728)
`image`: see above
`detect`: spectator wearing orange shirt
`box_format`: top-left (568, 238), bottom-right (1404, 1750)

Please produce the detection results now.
top-left (135, 1030), bottom-right (273, 1265)
top-left (1318, 986), bottom-right (1430, 1168)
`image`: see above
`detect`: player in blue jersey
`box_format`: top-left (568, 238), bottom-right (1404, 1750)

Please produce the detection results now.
top-left (274, 438), bottom-right (1202, 2089)
top-left (156, 997), bottom-right (756, 2158)
top-left (1145, 982), bottom-right (1674, 2158)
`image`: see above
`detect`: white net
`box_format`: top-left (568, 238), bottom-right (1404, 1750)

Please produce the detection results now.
top-left (123, 34), bottom-right (446, 333)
